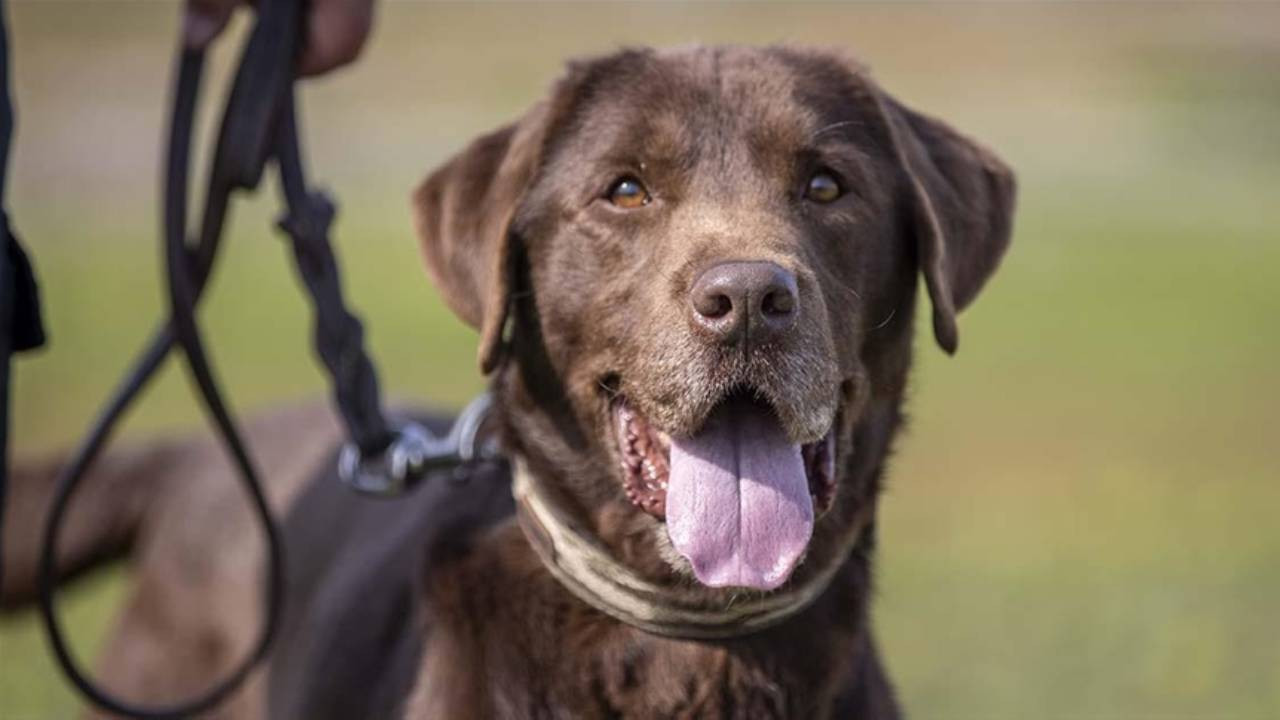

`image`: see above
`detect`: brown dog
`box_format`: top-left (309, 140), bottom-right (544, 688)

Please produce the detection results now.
top-left (2, 46), bottom-right (1014, 719)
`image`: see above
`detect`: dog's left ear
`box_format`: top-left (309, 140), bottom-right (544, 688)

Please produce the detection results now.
top-left (411, 102), bottom-right (552, 374)
top-left (872, 90), bottom-right (1017, 354)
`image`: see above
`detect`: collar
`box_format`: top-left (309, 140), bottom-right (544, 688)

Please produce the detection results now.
top-left (511, 456), bottom-right (866, 640)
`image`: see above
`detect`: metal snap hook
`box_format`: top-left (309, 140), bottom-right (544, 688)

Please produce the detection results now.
top-left (337, 392), bottom-right (498, 496)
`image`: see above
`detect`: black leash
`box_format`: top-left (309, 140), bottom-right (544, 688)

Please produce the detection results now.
top-left (30, 1), bottom-right (498, 717)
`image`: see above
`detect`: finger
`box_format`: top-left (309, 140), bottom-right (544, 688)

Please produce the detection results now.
top-left (184, 0), bottom-right (239, 49)
top-left (298, 0), bottom-right (374, 77)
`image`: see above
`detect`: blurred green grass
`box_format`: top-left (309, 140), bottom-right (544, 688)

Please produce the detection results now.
top-left (3, 3), bottom-right (1279, 718)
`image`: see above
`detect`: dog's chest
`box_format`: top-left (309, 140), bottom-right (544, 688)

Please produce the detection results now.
top-left (407, 523), bottom-right (853, 719)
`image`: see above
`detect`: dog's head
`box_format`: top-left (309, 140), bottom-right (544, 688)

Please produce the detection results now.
top-left (414, 47), bottom-right (1014, 592)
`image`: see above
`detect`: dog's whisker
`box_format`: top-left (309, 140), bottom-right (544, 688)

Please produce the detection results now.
top-left (810, 119), bottom-right (863, 140)
top-left (597, 378), bottom-right (622, 399)
top-left (871, 308), bottom-right (896, 331)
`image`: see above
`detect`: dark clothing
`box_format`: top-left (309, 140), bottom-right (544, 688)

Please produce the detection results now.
top-left (0, 0), bottom-right (46, 596)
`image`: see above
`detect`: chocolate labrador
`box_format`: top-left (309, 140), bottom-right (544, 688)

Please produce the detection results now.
top-left (1, 45), bottom-right (1014, 719)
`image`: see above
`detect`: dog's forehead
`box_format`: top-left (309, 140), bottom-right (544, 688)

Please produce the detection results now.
top-left (561, 47), bottom-right (851, 166)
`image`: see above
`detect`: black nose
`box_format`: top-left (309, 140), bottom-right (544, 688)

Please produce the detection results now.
top-left (689, 261), bottom-right (799, 345)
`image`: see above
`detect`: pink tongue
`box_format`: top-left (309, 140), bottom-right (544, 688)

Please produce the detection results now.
top-left (665, 402), bottom-right (814, 590)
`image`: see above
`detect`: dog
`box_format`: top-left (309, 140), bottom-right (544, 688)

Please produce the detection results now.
top-left (1, 45), bottom-right (1014, 719)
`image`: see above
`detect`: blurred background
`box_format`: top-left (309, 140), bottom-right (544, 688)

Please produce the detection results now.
top-left (2, 2), bottom-right (1278, 717)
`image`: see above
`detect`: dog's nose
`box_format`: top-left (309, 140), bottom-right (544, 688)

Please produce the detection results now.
top-left (689, 261), bottom-right (799, 344)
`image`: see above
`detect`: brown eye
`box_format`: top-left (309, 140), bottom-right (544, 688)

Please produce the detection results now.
top-left (805, 171), bottom-right (841, 203)
top-left (608, 176), bottom-right (650, 209)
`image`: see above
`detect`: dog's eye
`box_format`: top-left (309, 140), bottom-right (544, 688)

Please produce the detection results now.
top-left (805, 171), bottom-right (842, 203)
top-left (608, 176), bottom-right (651, 209)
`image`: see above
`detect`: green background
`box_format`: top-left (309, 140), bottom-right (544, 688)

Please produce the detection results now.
top-left (2, 3), bottom-right (1278, 718)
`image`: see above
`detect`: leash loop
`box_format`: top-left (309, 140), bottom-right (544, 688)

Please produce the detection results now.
top-left (31, 0), bottom-right (490, 717)
top-left (38, 42), bottom-right (277, 720)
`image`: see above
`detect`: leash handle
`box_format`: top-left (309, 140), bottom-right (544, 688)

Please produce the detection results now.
top-left (38, 3), bottom-right (299, 718)
top-left (37, 0), bottom-right (500, 716)
top-left (38, 45), bottom-right (284, 720)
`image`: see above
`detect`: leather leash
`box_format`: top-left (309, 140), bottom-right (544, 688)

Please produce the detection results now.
top-left (30, 2), bottom-right (499, 717)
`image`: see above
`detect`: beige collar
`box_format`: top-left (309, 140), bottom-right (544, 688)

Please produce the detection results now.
top-left (511, 457), bottom-right (865, 640)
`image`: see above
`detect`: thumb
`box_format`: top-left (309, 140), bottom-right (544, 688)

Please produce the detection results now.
top-left (184, 0), bottom-right (238, 49)
top-left (298, 0), bottom-right (373, 77)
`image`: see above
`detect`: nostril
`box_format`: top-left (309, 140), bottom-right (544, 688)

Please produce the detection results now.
top-left (762, 287), bottom-right (795, 317)
top-left (697, 293), bottom-right (733, 319)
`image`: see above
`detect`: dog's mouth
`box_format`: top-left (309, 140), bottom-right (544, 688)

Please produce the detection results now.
top-left (612, 388), bottom-right (838, 591)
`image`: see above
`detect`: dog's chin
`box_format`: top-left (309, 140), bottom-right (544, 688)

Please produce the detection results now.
top-left (607, 386), bottom-right (841, 591)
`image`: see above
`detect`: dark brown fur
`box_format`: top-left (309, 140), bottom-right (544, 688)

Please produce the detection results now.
top-left (402, 47), bottom-right (1012, 718)
top-left (1, 46), bottom-right (1013, 719)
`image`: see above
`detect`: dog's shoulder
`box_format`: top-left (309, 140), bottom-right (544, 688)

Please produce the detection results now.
top-left (267, 413), bottom-right (516, 720)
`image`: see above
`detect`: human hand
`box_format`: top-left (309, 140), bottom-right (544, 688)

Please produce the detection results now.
top-left (184, 0), bottom-right (374, 77)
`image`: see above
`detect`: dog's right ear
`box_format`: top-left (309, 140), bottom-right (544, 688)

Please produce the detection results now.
top-left (412, 101), bottom-right (553, 374)
top-left (414, 52), bottom-right (657, 373)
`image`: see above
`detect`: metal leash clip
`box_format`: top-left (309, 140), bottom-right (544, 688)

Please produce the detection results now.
top-left (338, 392), bottom-right (498, 496)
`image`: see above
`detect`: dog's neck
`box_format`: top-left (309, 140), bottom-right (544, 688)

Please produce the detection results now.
top-left (511, 456), bottom-right (870, 640)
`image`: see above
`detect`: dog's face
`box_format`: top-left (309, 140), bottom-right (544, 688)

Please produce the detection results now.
top-left (415, 47), bottom-right (1014, 592)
